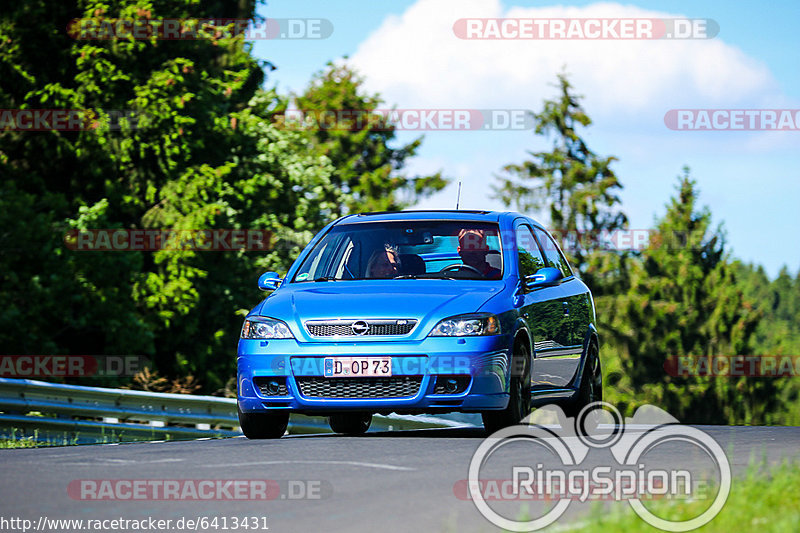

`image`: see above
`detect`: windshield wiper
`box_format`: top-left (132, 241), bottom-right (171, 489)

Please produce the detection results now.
top-left (394, 272), bottom-right (455, 280)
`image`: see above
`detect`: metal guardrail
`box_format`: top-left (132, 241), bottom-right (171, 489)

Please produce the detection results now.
top-left (0, 378), bottom-right (475, 445)
top-left (0, 377), bottom-right (241, 444)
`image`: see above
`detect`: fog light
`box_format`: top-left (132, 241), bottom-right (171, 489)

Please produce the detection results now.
top-left (433, 375), bottom-right (470, 395)
top-left (265, 380), bottom-right (282, 395)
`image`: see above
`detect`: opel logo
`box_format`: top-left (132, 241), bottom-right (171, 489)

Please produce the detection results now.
top-left (351, 320), bottom-right (370, 335)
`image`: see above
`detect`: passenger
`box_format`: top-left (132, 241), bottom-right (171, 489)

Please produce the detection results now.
top-left (457, 229), bottom-right (501, 279)
top-left (366, 244), bottom-right (402, 279)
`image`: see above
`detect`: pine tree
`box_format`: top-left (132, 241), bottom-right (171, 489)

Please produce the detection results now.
top-left (493, 73), bottom-right (627, 271)
top-left (598, 169), bottom-right (780, 424)
top-left (295, 62), bottom-right (448, 216)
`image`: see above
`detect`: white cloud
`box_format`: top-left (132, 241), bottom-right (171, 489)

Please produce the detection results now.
top-left (346, 0), bottom-right (799, 277)
top-left (350, 0), bottom-right (779, 119)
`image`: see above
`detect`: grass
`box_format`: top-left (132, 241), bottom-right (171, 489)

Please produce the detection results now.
top-left (0, 427), bottom-right (177, 448)
top-left (0, 428), bottom-right (79, 448)
top-left (0, 434), bottom-right (39, 448)
top-left (0, 425), bottom-right (239, 448)
top-left (0, 428), bottom-right (46, 448)
top-left (568, 460), bottom-right (800, 532)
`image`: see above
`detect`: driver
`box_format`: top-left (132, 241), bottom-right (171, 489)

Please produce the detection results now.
top-left (457, 229), bottom-right (501, 279)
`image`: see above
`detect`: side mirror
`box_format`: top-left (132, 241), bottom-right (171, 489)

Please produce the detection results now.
top-left (257, 271), bottom-right (282, 291)
top-left (525, 267), bottom-right (562, 289)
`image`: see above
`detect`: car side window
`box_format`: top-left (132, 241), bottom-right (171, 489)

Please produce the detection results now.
top-left (533, 226), bottom-right (573, 278)
top-left (515, 224), bottom-right (546, 278)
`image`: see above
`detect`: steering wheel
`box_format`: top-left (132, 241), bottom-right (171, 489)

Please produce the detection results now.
top-left (440, 263), bottom-right (484, 276)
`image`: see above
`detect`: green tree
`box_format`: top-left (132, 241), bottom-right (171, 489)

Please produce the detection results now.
top-left (130, 91), bottom-right (339, 392)
top-left (733, 263), bottom-right (800, 424)
top-left (493, 73), bottom-right (627, 271)
top-left (294, 62), bottom-right (448, 216)
top-left (0, 0), bottom-right (337, 391)
top-left (0, 3), bottom-right (445, 393)
top-left (598, 169), bottom-right (781, 424)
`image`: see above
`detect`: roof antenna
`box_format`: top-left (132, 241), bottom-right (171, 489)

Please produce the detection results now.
top-left (455, 181), bottom-right (462, 210)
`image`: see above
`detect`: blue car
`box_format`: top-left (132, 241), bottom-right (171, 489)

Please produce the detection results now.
top-left (237, 210), bottom-right (601, 438)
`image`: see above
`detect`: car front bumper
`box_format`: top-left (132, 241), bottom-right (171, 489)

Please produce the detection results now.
top-left (237, 334), bottom-right (514, 415)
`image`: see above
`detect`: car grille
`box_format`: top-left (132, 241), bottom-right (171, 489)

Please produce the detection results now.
top-left (305, 319), bottom-right (417, 337)
top-left (296, 376), bottom-right (423, 398)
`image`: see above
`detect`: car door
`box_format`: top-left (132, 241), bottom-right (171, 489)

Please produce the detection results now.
top-left (514, 222), bottom-right (568, 389)
top-left (532, 225), bottom-right (589, 386)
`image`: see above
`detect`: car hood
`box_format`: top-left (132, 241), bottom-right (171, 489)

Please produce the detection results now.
top-left (252, 280), bottom-right (505, 339)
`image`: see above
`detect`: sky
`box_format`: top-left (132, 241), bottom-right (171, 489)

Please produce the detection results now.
top-left (251, 0), bottom-right (800, 278)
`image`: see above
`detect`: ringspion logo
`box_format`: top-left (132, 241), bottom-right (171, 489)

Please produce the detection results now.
top-left (466, 403), bottom-right (730, 531)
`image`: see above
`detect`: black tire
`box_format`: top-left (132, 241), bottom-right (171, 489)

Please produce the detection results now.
top-left (482, 342), bottom-right (531, 434)
top-left (329, 413), bottom-right (372, 435)
top-left (238, 407), bottom-right (289, 439)
top-left (565, 342), bottom-right (602, 418)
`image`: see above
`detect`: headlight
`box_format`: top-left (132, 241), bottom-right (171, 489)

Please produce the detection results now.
top-left (241, 317), bottom-right (294, 339)
top-left (429, 313), bottom-right (501, 337)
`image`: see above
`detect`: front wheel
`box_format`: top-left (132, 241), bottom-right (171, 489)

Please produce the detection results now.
top-left (329, 413), bottom-right (372, 435)
top-left (238, 407), bottom-right (289, 439)
top-left (482, 342), bottom-right (531, 434)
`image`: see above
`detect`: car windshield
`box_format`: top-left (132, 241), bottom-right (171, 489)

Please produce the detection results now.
top-left (292, 221), bottom-right (503, 282)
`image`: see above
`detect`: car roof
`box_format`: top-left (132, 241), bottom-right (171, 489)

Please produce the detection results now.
top-left (335, 210), bottom-right (514, 225)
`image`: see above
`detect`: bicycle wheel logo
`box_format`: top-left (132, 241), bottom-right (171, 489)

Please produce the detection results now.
top-left (467, 402), bottom-right (731, 532)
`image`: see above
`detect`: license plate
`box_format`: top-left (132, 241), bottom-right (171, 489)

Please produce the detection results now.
top-left (323, 357), bottom-right (392, 378)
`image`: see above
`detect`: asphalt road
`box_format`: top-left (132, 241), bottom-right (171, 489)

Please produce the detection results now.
top-left (2, 425), bottom-right (799, 533)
